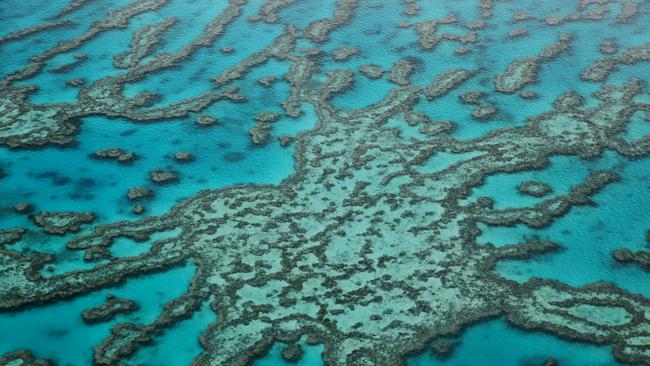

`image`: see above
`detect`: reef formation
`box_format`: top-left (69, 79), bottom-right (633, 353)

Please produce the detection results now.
top-left (0, 0), bottom-right (649, 365)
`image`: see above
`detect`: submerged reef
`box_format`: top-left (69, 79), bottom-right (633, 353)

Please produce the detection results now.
top-left (0, 350), bottom-right (54, 366)
top-left (495, 34), bottom-right (572, 93)
top-left (82, 294), bottom-right (139, 324)
top-left (0, 0), bottom-right (650, 365)
top-left (26, 77), bottom-right (648, 366)
top-left (31, 211), bottom-right (96, 235)
top-left (93, 148), bottom-right (137, 164)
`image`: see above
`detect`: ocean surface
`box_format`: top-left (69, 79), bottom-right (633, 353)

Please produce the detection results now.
top-left (0, 0), bottom-right (649, 365)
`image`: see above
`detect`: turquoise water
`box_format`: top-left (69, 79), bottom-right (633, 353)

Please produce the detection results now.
top-left (130, 295), bottom-right (216, 366)
top-left (249, 319), bottom-right (621, 366)
top-left (1, 0), bottom-right (649, 365)
top-left (408, 318), bottom-right (620, 366)
top-left (493, 152), bottom-right (650, 296)
top-left (233, 318), bottom-right (626, 366)
top-left (0, 264), bottom-right (196, 365)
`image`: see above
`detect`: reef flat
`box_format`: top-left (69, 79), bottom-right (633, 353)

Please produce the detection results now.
top-left (0, 0), bottom-right (649, 365)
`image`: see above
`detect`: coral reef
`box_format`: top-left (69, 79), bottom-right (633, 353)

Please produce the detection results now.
top-left (496, 35), bottom-right (572, 93)
top-left (82, 294), bottom-right (139, 324)
top-left (0, 350), bottom-right (54, 366)
top-left (31, 211), bottom-right (96, 235)
top-left (93, 148), bottom-right (137, 164)
top-left (149, 169), bottom-right (179, 185)
top-left (3, 79), bottom-right (650, 365)
top-left (1, 1), bottom-right (649, 365)
top-left (518, 181), bottom-right (553, 197)
top-left (581, 42), bottom-right (650, 82)
top-left (127, 187), bottom-right (154, 201)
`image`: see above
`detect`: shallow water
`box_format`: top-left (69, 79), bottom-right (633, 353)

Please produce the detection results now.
top-left (1, 0), bottom-right (649, 365)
